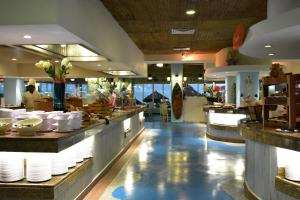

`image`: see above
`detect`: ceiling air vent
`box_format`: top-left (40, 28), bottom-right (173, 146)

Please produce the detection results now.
top-left (171, 28), bottom-right (195, 35)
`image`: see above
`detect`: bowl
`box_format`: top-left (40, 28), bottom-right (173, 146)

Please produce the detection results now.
top-left (0, 118), bottom-right (12, 134)
top-left (13, 118), bottom-right (43, 136)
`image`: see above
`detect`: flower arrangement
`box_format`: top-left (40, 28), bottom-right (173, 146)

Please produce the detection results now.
top-left (35, 58), bottom-right (73, 83)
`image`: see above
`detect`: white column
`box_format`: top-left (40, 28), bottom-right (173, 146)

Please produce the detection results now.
top-left (4, 78), bottom-right (24, 106)
top-left (225, 76), bottom-right (236, 104)
top-left (236, 72), bottom-right (259, 107)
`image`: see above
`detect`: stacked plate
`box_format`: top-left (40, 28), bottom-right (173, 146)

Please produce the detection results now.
top-left (26, 153), bottom-right (51, 182)
top-left (61, 147), bottom-right (77, 168)
top-left (0, 152), bottom-right (24, 182)
top-left (34, 113), bottom-right (53, 132)
top-left (51, 152), bottom-right (68, 175)
top-left (0, 109), bottom-right (13, 118)
top-left (81, 136), bottom-right (94, 159)
top-left (70, 111), bottom-right (83, 130)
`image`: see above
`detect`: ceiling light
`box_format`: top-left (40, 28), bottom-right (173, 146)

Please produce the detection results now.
top-left (167, 77), bottom-right (171, 81)
top-left (54, 60), bottom-right (60, 63)
top-left (102, 70), bottom-right (136, 76)
top-left (264, 45), bottom-right (272, 48)
top-left (23, 35), bottom-right (32, 39)
top-left (198, 77), bottom-right (203, 80)
top-left (60, 44), bottom-right (66, 48)
top-left (173, 47), bottom-right (191, 51)
top-left (186, 10), bottom-right (196, 15)
top-left (11, 58), bottom-right (17, 61)
top-left (268, 53), bottom-right (275, 56)
top-left (183, 77), bottom-right (187, 81)
top-left (97, 64), bottom-right (101, 67)
top-left (156, 63), bottom-right (163, 68)
top-left (148, 76), bottom-right (153, 80)
top-left (70, 78), bottom-right (75, 82)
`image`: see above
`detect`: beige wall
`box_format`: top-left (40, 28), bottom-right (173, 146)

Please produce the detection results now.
top-left (215, 47), bottom-right (271, 67)
top-left (274, 60), bottom-right (300, 73)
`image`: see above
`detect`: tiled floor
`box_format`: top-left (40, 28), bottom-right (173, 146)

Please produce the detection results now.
top-left (86, 117), bottom-right (247, 200)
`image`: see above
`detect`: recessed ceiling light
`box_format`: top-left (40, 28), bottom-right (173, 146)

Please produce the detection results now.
top-left (23, 35), bottom-right (32, 39)
top-left (70, 78), bottom-right (75, 81)
top-left (156, 63), bottom-right (163, 68)
top-left (97, 64), bottom-right (101, 67)
top-left (167, 77), bottom-right (171, 81)
top-left (264, 45), bottom-right (272, 48)
top-left (186, 10), bottom-right (196, 15)
top-left (198, 77), bottom-right (203, 80)
top-left (54, 60), bottom-right (60, 63)
top-left (148, 76), bottom-right (153, 80)
top-left (268, 53), bottom-right (275, 56)
top-left (60, 44), bottom-right (66, 48)
top-left (11, 58), bottom-right (17, 61)
top-left (173, 47), bottom-right (191, 51)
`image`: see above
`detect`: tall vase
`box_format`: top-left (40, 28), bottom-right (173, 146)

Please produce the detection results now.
top-left (53, 80), bottom-right (65, 111)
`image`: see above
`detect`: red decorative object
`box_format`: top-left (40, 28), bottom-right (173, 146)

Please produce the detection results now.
top-left (233, 23), bottom-right (246, 49)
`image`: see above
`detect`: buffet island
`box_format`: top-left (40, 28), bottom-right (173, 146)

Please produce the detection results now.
top-left (241, 73), bottom-right (300, 200)
top-left (241, 122), bottom-right (300, 200)
top-left (203, 105), bottom-right (248, 143)
top-left (0, 107), bottom-right (145, 200)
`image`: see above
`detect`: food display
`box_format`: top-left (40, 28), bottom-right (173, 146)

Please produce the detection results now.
top-left (0, 118), bottom-right (12, 134)
top-left (86, 98), bottom-right (113, 117)
top-left (13, 118), bottom-right (43, 136)
top-left (34, 97), bottom-right (53, 112)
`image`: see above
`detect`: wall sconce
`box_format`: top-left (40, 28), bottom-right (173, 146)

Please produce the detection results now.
top-left (148, 75), bottom-right (153, 80)
top-left (167, 77), bottom-right (171, 81)
top-left (183, 77), bottom-right (187, 82)
top-left (198, 77), bottom-right (203, 80)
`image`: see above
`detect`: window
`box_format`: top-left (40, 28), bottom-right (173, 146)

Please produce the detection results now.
top-left (133, 84), bottom-right (143, 103)
top-left (163, 84), bottom-right (171, 100)
top-left (143, 84), bottom-right (153, 102)
top-left (38, 82), bottom-right (53, 96)
top-left (66, 83), bottom-right (76, 96)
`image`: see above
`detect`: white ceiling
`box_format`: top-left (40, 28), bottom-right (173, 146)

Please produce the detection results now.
top-left (205, 65), bottom-right (270, 79)
top-left (240, 7), bottom-right (300, 59)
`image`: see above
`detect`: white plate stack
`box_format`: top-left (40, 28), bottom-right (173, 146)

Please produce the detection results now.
top-left (70, 111), bottom-right (83, 130)
top-left (53, 113), bottom-right (72, 132)
top-left (74, 143), bottom-right (84, 163)
top-left (0, 109), bottom-right (13, 118)
top-left (34, 113), bottom-right (53, 132)
top-left (62, 147), bottom-right (77, 168)
top-left (26, 153), bottom-right (52, 182)
top-left (81, 137), bottom-right (94, 159)
top-left (51, 152), bottom-right (68, 175)
top-left (0, 152), bottom-right (24, 182)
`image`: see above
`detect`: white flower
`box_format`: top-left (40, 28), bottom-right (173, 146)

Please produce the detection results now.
top-left (42, 61), bottom-right (52, 70)
top-left (35, 60), bottom-right (44, 68)
top-left (61, 58), bottom-right (69, 66)
top-left (66, 62), bottom-right (72, 69)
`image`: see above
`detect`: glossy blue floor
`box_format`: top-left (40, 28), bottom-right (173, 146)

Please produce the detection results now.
top-left (99, 118), bottom-right (246, 200)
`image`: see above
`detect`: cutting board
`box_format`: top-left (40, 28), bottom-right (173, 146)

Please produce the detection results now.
top-left (172, 83), bottom-right (183, 119)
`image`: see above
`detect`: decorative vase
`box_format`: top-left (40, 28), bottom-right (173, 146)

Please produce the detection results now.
top-left (53, 80), bottom-right (65, 111)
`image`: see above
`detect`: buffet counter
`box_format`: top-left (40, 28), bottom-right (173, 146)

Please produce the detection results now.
top-left (240, 122), bottom-right (300, 200)
top-left (204, 106), bottom-right (248, 143)
top-left (0, 107), bottom-right (145, 200)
